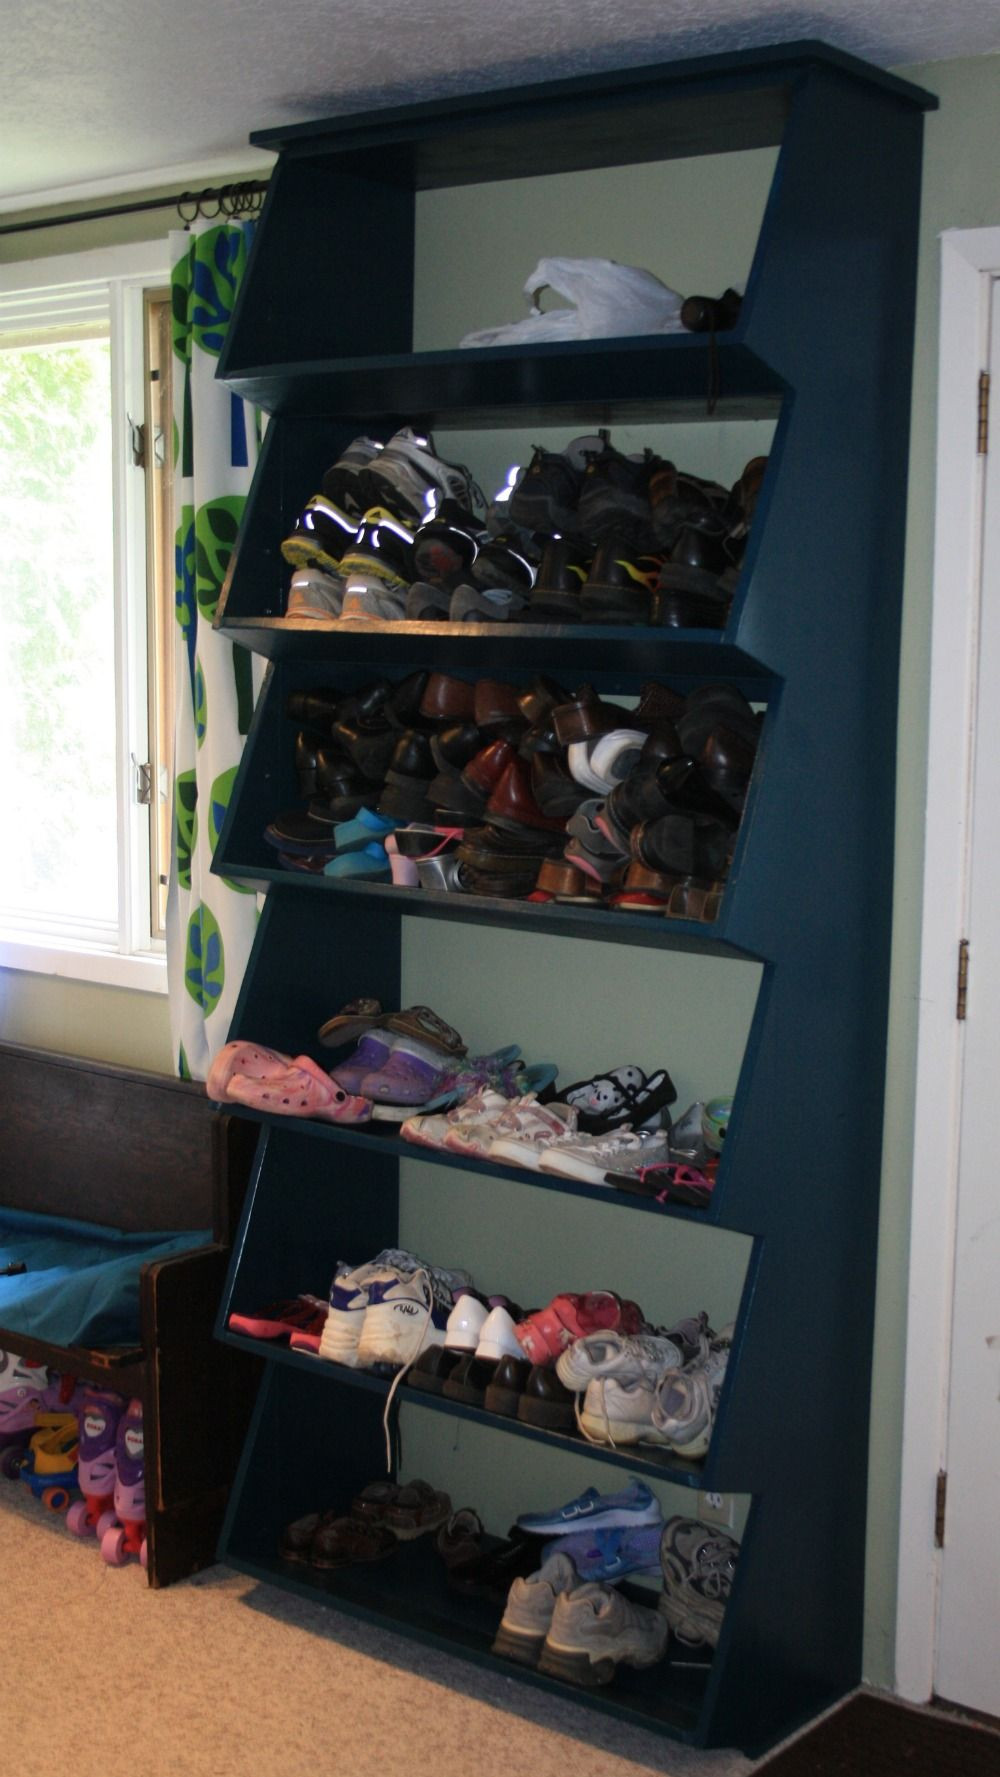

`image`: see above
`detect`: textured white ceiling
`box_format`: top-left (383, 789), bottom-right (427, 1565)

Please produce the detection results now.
top-left (3, 0), bottom-right (999, 208)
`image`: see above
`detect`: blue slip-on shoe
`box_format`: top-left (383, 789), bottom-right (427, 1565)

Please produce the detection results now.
top-left (541, 1522), bottom-right (663, 1581)
top-left (516, 1476), bottom-right (661, 1537)
top-left (323, 842), bottom-right (390, 880)
top-left (331, 807), bottom-right (398, 853)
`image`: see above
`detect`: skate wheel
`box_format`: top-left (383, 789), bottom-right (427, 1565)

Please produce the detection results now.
top-left (101, 1525), bottom-right (128, 1566)
top-left (96, 1510), bottom-right (117, 1538)
top-left (66, 1500), bottom-right (93, 1536)
top-left (43, 1486), bottom-right (71, 1513)
top-left (0, 1445), bottom-right (26, 1481)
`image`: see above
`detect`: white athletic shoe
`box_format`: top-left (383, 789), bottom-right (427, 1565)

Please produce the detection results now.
top-left (537, 1125), bottom-right (669, 1185)
top-left (577, 1375), bottom-right (675, 1447)
top-left (556, 1328), bottom-right (687, 1392)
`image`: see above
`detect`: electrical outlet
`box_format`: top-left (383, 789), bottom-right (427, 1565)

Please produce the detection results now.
top-left (698, 1490), bottom-right (736, 1528)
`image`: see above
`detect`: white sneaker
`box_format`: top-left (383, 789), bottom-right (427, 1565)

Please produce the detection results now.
top-left (439, 1092), bottom-right (549, 1158)
top-left (355, 1260), bottom-right (472, 1370)
top-left (319, 1249), bottom-right (467, 1368)
top-left (401, 1088), bottom-right (512, 1150)
top-left (650, 1330), bottom-right (732, 1458)
top-left (537, 1580), bottom-right (669, 1685)
top-left (491, 1550), bottom-right (581, 1666)
top-left (483, 1097), bottom-right (578, 1168)
top-left (556, 1328), bottom-right (687, 1392)
top-left (538, 1125), bottom-right (669, 1185)
top-left (577, 1375), bottom-right (675, 1447)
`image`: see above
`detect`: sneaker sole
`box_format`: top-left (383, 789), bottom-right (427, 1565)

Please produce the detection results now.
top-left (491, 1623), bottom-right (546, 1666)
top-left (519, 1504), bottom-right (662, 1534)
top-left (537, 1635), bottom-right (665, 1686)
top-left (538, 1151), bottom-right (617, 1185)
top-left (577, 1408), bottom-right (673, 1446)
top-left (318, 1319), bottom-right (364, 1366)
top-left (487, 1137), bottom-right (550, 1170)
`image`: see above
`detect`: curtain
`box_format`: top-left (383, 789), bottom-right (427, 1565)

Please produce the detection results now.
top-left (165, 220), bottom-right (260, 1082)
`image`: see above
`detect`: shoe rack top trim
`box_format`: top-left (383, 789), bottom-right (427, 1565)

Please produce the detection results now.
top-left (248, 40), bottom-right (936, 188)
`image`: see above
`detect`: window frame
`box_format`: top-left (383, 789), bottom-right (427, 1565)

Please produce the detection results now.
top-left (0, 239), bottom-right (171, 994)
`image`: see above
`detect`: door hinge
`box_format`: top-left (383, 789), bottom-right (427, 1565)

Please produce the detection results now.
top-left (978, 371), bottom-right (990, 454)
top-left (935, 1470), bottom-right (947, 1547)
top-left (957, 938), bottom-right (970, 1020)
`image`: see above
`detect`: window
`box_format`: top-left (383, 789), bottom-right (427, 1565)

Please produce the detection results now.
top-left (0, 240), bottom-right (171, 991)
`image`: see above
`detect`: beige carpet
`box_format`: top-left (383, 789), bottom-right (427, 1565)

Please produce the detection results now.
top-left (1, 1480), bottom-right (756, 1777)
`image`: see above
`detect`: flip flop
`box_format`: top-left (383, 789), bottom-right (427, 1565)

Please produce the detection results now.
top-left (206, 1039), bottom-right (294, 1102)
top-left (225, 1054), bottom-right (372, 1124)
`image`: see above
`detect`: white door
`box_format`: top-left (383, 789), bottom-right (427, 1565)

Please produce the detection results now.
top-left (935, 275), bottom-right (1000, 1718)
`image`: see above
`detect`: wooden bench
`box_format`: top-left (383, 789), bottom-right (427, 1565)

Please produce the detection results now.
top-left (0, 1040), bottom-right (258, 1585)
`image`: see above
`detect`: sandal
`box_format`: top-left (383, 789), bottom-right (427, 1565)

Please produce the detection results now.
top-left (317, 998), bottom-right (386, 1048)
top-left (383, 1005), bottom-right (466, 1056)
top-left (310, 1515), bottom-right (398, 1568)
top-left (381, 1479), bottom-right (452, 1540)
top-left (608, 1160), bottom-right (715, 1209)
top-left (206, 1040), bottom-right (294, 1102)
top-left (351, 1476), bottom-right (451, 1539)
top-left (435, 1506), bottom-right (485, 1574)
top-left (225, 1053), bottom-right (372, 1124)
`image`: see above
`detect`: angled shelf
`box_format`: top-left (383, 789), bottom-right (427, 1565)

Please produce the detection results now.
top-left (210, 38), bottom-right (935, 1757)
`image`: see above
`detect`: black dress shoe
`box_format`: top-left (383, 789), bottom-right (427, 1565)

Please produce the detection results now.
top-left (286, 687), bottom-right (347, 733)
top-left (633, 813), bottom-right (731, 880)
top-left (407, 1345), bottom-right (462, 1394)
top-left (516, 1364), bottom-right (576, 1431)
top-left (654, 756), bottom-right (742, 828)
top-left (430, 722), bottom-right (486, 775)
top-left (329, 718), bottom-right (397, 783)
top-left (442, 1352), bottom-right (498, 1406)
top-left (680, 286), bottom-right (743, 333)
top-left (484, 1353), bottom-right (532, 1416)
top-left (695, 724), bottom-right (758, 809)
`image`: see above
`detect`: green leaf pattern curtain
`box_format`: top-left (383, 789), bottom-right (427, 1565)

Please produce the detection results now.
top-left (165, 221), bottom-right (260, 1081)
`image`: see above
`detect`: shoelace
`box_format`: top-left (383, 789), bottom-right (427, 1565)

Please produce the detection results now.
top-left (381, 1268), bottom-right (435, 1469)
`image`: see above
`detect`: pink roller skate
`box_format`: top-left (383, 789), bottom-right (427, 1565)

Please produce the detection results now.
top-left (0, 1349), bottom-right (50, 1480)
top-left (66, 1388), bottom-right (126, 1538)
top-left (100, 1397), bottom-right (147, 1569)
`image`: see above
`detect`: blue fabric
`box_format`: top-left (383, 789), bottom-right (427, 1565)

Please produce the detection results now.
top-left (0, 1207), bottom-right (210, 1348)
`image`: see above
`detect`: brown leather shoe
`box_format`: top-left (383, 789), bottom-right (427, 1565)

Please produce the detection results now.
top-left (473, 679), bottom-right (526, 735)
top-left (664, 877), bottom-right (725, 923)
top-left (631, 813), bottom-right (730, 879)
top-left (551, 685), bottom-right (633, 746)
top-left (484, 1354), bottom-right (532, 1416)
top-left (485, 757), bottom-right (569, 835)
top-left (533, 857), bottom-right (603, 902)
top-left (419, 672), bottom-right (476, 723)
top-left (462, 736), bottom-right (517, 796)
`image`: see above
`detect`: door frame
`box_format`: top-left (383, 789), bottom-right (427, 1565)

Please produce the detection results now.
top-left (895, 225), bottom-right (1000, 1703)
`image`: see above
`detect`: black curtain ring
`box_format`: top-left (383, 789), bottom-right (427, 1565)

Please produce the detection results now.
top-left (176, 191), bottom-right (200, 224)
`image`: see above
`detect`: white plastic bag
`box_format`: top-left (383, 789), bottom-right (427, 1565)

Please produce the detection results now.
top-left (460, 256), bottom-right (686, 348)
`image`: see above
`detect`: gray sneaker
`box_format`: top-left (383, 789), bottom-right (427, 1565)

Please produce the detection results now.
top-left (658, 1516), bottom-right (740, 1648)
top-left (491, 1550), bottom-right (580, 1666)
top-left (449, 582), bottom-right (528, 622)
top-left (538, 1580), bottom-right (669, 1685)
top-left (650, 1328), bottom-right (732, 1458)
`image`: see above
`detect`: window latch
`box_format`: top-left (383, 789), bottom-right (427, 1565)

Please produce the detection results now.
top-left (133, 757), bottom-right (154, 805)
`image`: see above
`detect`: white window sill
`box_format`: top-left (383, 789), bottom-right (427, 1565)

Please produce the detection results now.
top-left (0, 935), bottom-right (168, 994)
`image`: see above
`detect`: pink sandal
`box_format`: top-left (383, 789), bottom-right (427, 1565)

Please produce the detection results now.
top-left (206, 1039), bottom-right (294, 1102)
top-left (226, 1054), bottom-right (372, 1123)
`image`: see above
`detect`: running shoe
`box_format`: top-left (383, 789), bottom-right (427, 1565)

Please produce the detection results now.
top-left (360, 427), bottom-right (486, 526)
top-left (280, 494), bottom-right (358, 574)
top-left (322, 435), bottom-right (385, 514)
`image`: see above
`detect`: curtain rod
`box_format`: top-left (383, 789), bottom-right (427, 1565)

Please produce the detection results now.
top-left (0, 179), bottom-right (269, 239)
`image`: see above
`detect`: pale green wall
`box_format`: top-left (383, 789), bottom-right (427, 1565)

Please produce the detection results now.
top-left (4, 49), bottom-right (1000, 1692)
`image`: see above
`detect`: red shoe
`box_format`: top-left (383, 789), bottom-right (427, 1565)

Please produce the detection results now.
top-left (227, 1295), bottom-right (329, 1342)
top-left (515, 1292), bottom-right (645, 1366)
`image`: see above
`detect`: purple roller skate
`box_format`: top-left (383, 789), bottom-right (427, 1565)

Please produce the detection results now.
top-left (0, 1350), bottom-right (50, 1480)
top-left (100, 1397), bottom-right (147, 1569)
top-left (66, 1388), bottom-right (126, 1538)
